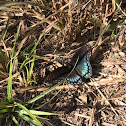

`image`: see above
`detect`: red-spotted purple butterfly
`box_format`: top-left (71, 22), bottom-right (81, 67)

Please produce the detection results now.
top-left (48, 44), bottom-right (92, 85)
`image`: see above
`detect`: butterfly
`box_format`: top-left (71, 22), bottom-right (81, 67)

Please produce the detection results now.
top-left (48, 44), bottom-right (92, 85)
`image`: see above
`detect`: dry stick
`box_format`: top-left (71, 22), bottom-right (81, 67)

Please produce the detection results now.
top-left (15, 26), bottom-right (36, 58)
top-left (61, 120), bottom-right (75, 126)
top-left (99, 94), bottom-right (126, 102)
top-left (1, 39), bottom-right (9, 58)
top-left (14, 78), bottom-right (126, 93)
top-left (90, 78), bottom-right (119, 117)
top-left (0, 72), bottom-right (20, 84)
top-left (15, 84), bottom-right (77, 93)
top-left (88, 78), bottom-right (126, 86)
top-left (83, 82), bottom-right (99, 99)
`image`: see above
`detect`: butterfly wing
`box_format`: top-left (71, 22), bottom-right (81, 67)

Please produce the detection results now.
top-left (48, 66), bottom-right (71, 80)
top-left (76, 52), bottom-right (92, 78)
top-left (71, 44), bottom-right (92, 79)
top-left (48, 65), bottom-right (82, 85)
top-left (66, 51), bottom-right (92, 85)
top-left (70, 44), bottom-right (91, 66)
top-left (66, 70), bottom-right (82, 85)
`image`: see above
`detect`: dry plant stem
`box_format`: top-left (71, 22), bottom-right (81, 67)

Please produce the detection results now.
top-left (68, 0), bottom-right (72, 26)
top-left (88, 78), bottom-right (126, 86)
top-left (106, 0), bottom-right (116, 17)
top-left (15, 26), bottom-right (36, 58)
top-left (0, 72), bottom-right (20, 84)
top-left (61, 120), bottom-right (75, 126)
top-left (90, 78), bottom-right (119, 117)
top-left (52, 0), bottom-right (57, 13)
top-left (1, 39), bottom-right (9, 58)
top-left (81, 0), bottom-right (92, 10)
top-left (15, 78), bottom-right (126, 93)
top-left (83, 83), bottom-right (98, 99)
top-left (60, 1), bottom-right (72, 11)
top-left (105, 94), bottom-right (126, 101)
top-left (15, 84), bottom-right (78, 93)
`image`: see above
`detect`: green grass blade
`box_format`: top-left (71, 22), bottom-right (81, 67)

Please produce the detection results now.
top-left (7, 22), bottom-right (21, 102)
top-left (35, 91), bottom-right (60, 110)
top-left (115, 0), bottom-right (126, 16)
top-left (23, 64), bottom-right (29, 83)
top-left (25, 81), bottom-right (63, 105)
top-left (17, 109), bottom-right (59, 116)
top-left (0, 108), bottom-right (12, 113)
top-left (1, 19), bottom-right (9, 41)
top-left (17, 112), bottom-right (39, 126)
top-left (18, 44), bottom-right (34, 58)
top-left (28, 50), bottom-right (36, 83)
top-left (0, 102), bottom-right (10, 107)
top-left (19, 33), bottom-right (44, 71)
top-left (14, 102), bottom-right (42, 126)
top-left (28, 33), bottom-right (44, 58)
top-left (11, 115), bottom-right (20, 126)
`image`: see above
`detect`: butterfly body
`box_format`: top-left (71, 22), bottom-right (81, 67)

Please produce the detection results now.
top-left (48, 44), bottom-right (92, 85)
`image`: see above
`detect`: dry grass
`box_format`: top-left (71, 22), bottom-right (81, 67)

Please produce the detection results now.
top-left (0, 0), bottom-right (126, 126)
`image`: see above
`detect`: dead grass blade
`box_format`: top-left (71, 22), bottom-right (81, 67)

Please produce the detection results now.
top-left (91, 78), bottom-right (119, 117)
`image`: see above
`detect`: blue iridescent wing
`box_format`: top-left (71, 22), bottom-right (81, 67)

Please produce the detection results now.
top-left (70, 44), bottom-right (91, 66)
top-left (48, 66), bottom-right (81, 85)
top-left (76, 51), bottom-right (92, 78)
top-left (70, 44), bottom-right (92, 79)
top-left (66, 45), bottom-right (92, 85)
top-left (66, 70), bottom-right (82, 85)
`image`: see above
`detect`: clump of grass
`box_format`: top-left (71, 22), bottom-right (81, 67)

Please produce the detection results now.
top-left (0, 20), bottom-right (62, 125)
